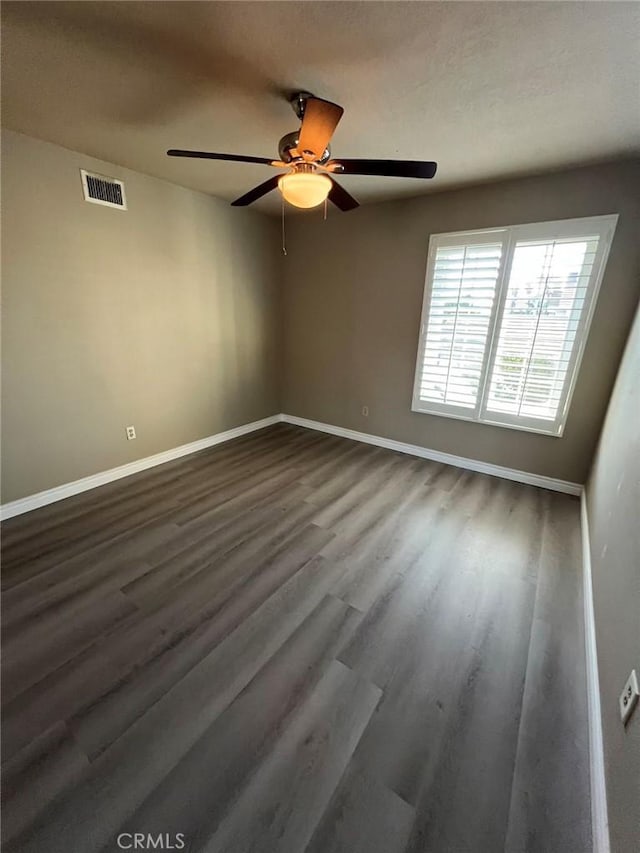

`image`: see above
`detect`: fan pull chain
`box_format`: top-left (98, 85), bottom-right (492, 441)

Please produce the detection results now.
top-left (281, 196), bottom-right (287, 256)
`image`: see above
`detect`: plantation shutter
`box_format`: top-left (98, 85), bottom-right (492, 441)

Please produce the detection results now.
top-left (483, 236), bottom-right (600, 426)
top-left (416, 235), bottom-right (505, 412)
top-left (412, 216), bottom-right (617, 435)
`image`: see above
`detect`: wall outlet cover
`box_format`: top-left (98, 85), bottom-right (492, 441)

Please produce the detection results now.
top-left (619, 669), bottom-right (639, 725)
top-left (125, 425), bottom-right (137, 441)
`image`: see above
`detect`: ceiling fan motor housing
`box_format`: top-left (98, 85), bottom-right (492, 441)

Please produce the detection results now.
top-left (278, 131), bottom-right (330, 165)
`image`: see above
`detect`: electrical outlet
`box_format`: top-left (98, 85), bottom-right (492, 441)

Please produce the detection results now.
top-left (125, 425), bottom-right (136, 441)
top-left (362, 406), bottom-right (369, 417)
top-left (619, 669), bottom-right (639, 725)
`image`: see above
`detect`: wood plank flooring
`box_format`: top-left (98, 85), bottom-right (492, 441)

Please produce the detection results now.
top-left (1, 423), bottom-right (591, 853)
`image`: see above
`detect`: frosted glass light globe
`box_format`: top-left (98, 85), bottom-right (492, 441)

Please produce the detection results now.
top-left (278, 172), bottom-right (332, 208)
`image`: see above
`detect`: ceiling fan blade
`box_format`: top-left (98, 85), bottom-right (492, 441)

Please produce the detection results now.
top-left (231, 175), bottom-right (281, 207)
top-left (167, 149), bottom-right (283, 167)
top-left (328, 159), bottom-right (438, 179)
top-left (328, 177), bottom-right (359, 212)
top-left (297, 97), bottom-right (344, 160)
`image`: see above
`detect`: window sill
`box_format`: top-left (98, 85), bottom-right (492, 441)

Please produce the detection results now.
top-left (410, 404), bottom-right (564, 437)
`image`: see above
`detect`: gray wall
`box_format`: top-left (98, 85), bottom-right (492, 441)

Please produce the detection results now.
top-left (586, 302), bottom-right (640, 853)
top-left (281, 160), bottom-right (640, 483)
top-left (1, 130), bottom-right (281, 503)
top-left (3, 137), bottom-right (639, 504)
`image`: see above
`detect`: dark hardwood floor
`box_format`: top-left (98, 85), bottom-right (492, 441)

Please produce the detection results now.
top-left (1, 423), bottom-right (591, 853)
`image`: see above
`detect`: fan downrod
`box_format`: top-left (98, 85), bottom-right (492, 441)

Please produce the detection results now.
top-left (289, 91), bottom-right (314, 120)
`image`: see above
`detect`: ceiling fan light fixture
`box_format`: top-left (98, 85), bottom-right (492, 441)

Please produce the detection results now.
top-left (277, 172), bottom-right (332, 209)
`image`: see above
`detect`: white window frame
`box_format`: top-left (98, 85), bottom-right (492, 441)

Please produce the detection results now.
top-left (411, 214), bottom-right (619, 437)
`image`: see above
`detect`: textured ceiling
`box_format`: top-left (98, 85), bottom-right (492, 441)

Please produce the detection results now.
top-left (2, 1), bottom-right (639, 215)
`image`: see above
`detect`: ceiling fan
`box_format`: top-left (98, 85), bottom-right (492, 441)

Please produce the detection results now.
top-left (167, 92), bottom-right (437, 211)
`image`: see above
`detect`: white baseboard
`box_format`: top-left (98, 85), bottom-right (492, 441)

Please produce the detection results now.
top-left (0, 411), bottom-right (583, 516)
top-left (580, 491), bottom-right (611, 853)
top-left (281, 414), bottom-right (582, 495)
top-left (0, 415), bottom-right (282, 520)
